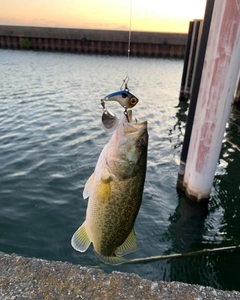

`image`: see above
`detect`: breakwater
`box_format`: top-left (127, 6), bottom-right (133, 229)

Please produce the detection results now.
top-left (1, 252), bottom-right (240, 299)
top-left (0, 25), bottom-right (187, 57)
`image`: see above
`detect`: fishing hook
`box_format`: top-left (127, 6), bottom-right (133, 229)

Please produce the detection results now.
top-left (124, 106), bottom-right (130, 123)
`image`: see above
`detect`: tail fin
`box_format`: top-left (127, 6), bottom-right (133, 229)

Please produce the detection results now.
top-left (95, 251), bottom-right (129, 265)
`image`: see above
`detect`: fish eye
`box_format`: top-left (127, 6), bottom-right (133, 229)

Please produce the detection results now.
top-left (121, 92), bottom-right (128, 98)
top-left (136, 138), bottom-right (145, 148)
top-left (130, 97), bottom-right (138, 106)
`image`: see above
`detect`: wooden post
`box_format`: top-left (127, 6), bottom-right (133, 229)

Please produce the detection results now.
top-left (183, 20), bottom-right (201, 100)
top-left (183, 0), bottom-right (240, 201)
top-left (179, 21), bottom-right (194, 100)
top-left (189, 21), bottom-right (203, 99)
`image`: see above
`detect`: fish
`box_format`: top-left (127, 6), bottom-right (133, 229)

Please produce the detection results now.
top-left (71, 110), bottom-right (148, 265)
top-left (105, 90), bottom-right (138, 108)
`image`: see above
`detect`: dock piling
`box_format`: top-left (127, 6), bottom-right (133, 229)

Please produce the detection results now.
top-left (177, 0), bottom-right (214, 191)
top-left (179, 21), bottom-right (194, 101)
top-left (182, 0), bottom-right (240, 201)
top-left (179, 20), bottom-right (203, 101)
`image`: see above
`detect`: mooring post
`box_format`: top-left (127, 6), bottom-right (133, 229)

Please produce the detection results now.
top-left (189, 20), bottom-right (203, 100)
top-left (182, 0), bottom-right (240, 201)
top-left (179, 21), bottom-right (194, 101)
top-left (183, 20), bottom-right (201, 100)
top-left (177, 0), bottom-right (214, 190)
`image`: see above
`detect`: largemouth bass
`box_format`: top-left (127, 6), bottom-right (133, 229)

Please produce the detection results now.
top-left (71, 110), bottom-right (148, 264)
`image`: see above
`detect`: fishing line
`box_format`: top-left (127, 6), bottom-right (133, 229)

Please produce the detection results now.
top-left (91, 244), bottom-right (240, 267)
top-left (226, 140), bottom-right (240, 152)
top-left (122, 244), bottom-right (240, 264)
top-left (126, 0), bottom-right (133, 78)
top-left (101, 0), bottom-right (138, 131)
top-left (120, 0), bottom-right (133, 90)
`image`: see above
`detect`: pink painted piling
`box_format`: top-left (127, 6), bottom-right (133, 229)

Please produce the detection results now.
top-left (183, 0), bottom-right (240, 201)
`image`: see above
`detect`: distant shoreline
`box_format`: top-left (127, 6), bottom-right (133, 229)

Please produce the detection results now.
top-left (0, 25), bottom-right (187, 57)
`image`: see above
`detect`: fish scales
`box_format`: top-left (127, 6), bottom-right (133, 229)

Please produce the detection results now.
top-left (96, 173), bottom-right (146, 256)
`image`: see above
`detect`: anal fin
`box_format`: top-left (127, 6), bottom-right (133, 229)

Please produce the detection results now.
top-left (71, 221), bottom-right (91, 252)
top-left (115, 229), bottom-right (138, 256)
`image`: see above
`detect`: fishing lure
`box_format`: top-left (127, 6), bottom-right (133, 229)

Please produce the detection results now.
top-left (101, 98), bottom-right (119, 133)
top-left (101, 77), bottom-right (139, 132)
top-left (105, 90), bottom-right (138, 109)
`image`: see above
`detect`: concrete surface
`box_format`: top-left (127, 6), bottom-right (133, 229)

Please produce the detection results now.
top-left (0, 251), bottom-right (239, 299)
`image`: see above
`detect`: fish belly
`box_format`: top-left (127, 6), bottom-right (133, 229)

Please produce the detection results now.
top-left (86, 172), bottom-right (145, 257)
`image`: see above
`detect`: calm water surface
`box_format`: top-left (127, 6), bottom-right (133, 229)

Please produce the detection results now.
top-left (1, 49), bottom-right (240, 291)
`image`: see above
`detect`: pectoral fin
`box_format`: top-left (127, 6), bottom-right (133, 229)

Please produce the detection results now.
top-left (83, 173), bottom-right (95, 199)
top-left (115, 229), bottom-right (138, 256)
top-left (100, 165), bottom-right (112, 183)
top-left (83, 166), bottom-right (112, 200)
top-left (71, 221), bottom-right (91, 252)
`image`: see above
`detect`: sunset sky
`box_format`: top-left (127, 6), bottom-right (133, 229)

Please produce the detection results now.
top-left (0, 0), bottom-right (207, 33)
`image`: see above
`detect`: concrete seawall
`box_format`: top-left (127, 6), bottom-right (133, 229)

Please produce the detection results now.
top-left (0, 252), bottom-right (240, 299)
top-left (0, 25), bottom-right (187, 57)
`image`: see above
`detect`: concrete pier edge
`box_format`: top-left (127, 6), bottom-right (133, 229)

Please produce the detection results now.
top-left (0, 251), bottom-right (239, 299)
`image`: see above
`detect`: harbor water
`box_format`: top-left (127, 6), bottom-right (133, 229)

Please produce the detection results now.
top-left (1, 49), bottom-right (240, 291)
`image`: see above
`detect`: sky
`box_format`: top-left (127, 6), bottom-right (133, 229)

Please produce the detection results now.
top-left (0, 0), bottom-right (207, 33)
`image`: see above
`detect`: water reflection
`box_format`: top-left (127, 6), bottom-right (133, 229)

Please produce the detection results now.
top-left (173, 100), bottom-right (189, 137)
top-left (214, 104), bottom-right (240, 242)
top-left (166, 102), bottom-right (240, 290)
top-left (168, 190), bottom-right (208, 252)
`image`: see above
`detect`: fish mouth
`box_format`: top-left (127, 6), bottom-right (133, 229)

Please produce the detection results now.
top-left (124, 110), bottom-right (147, 126)
top-left (121, 110), bottom-right (148, 138)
